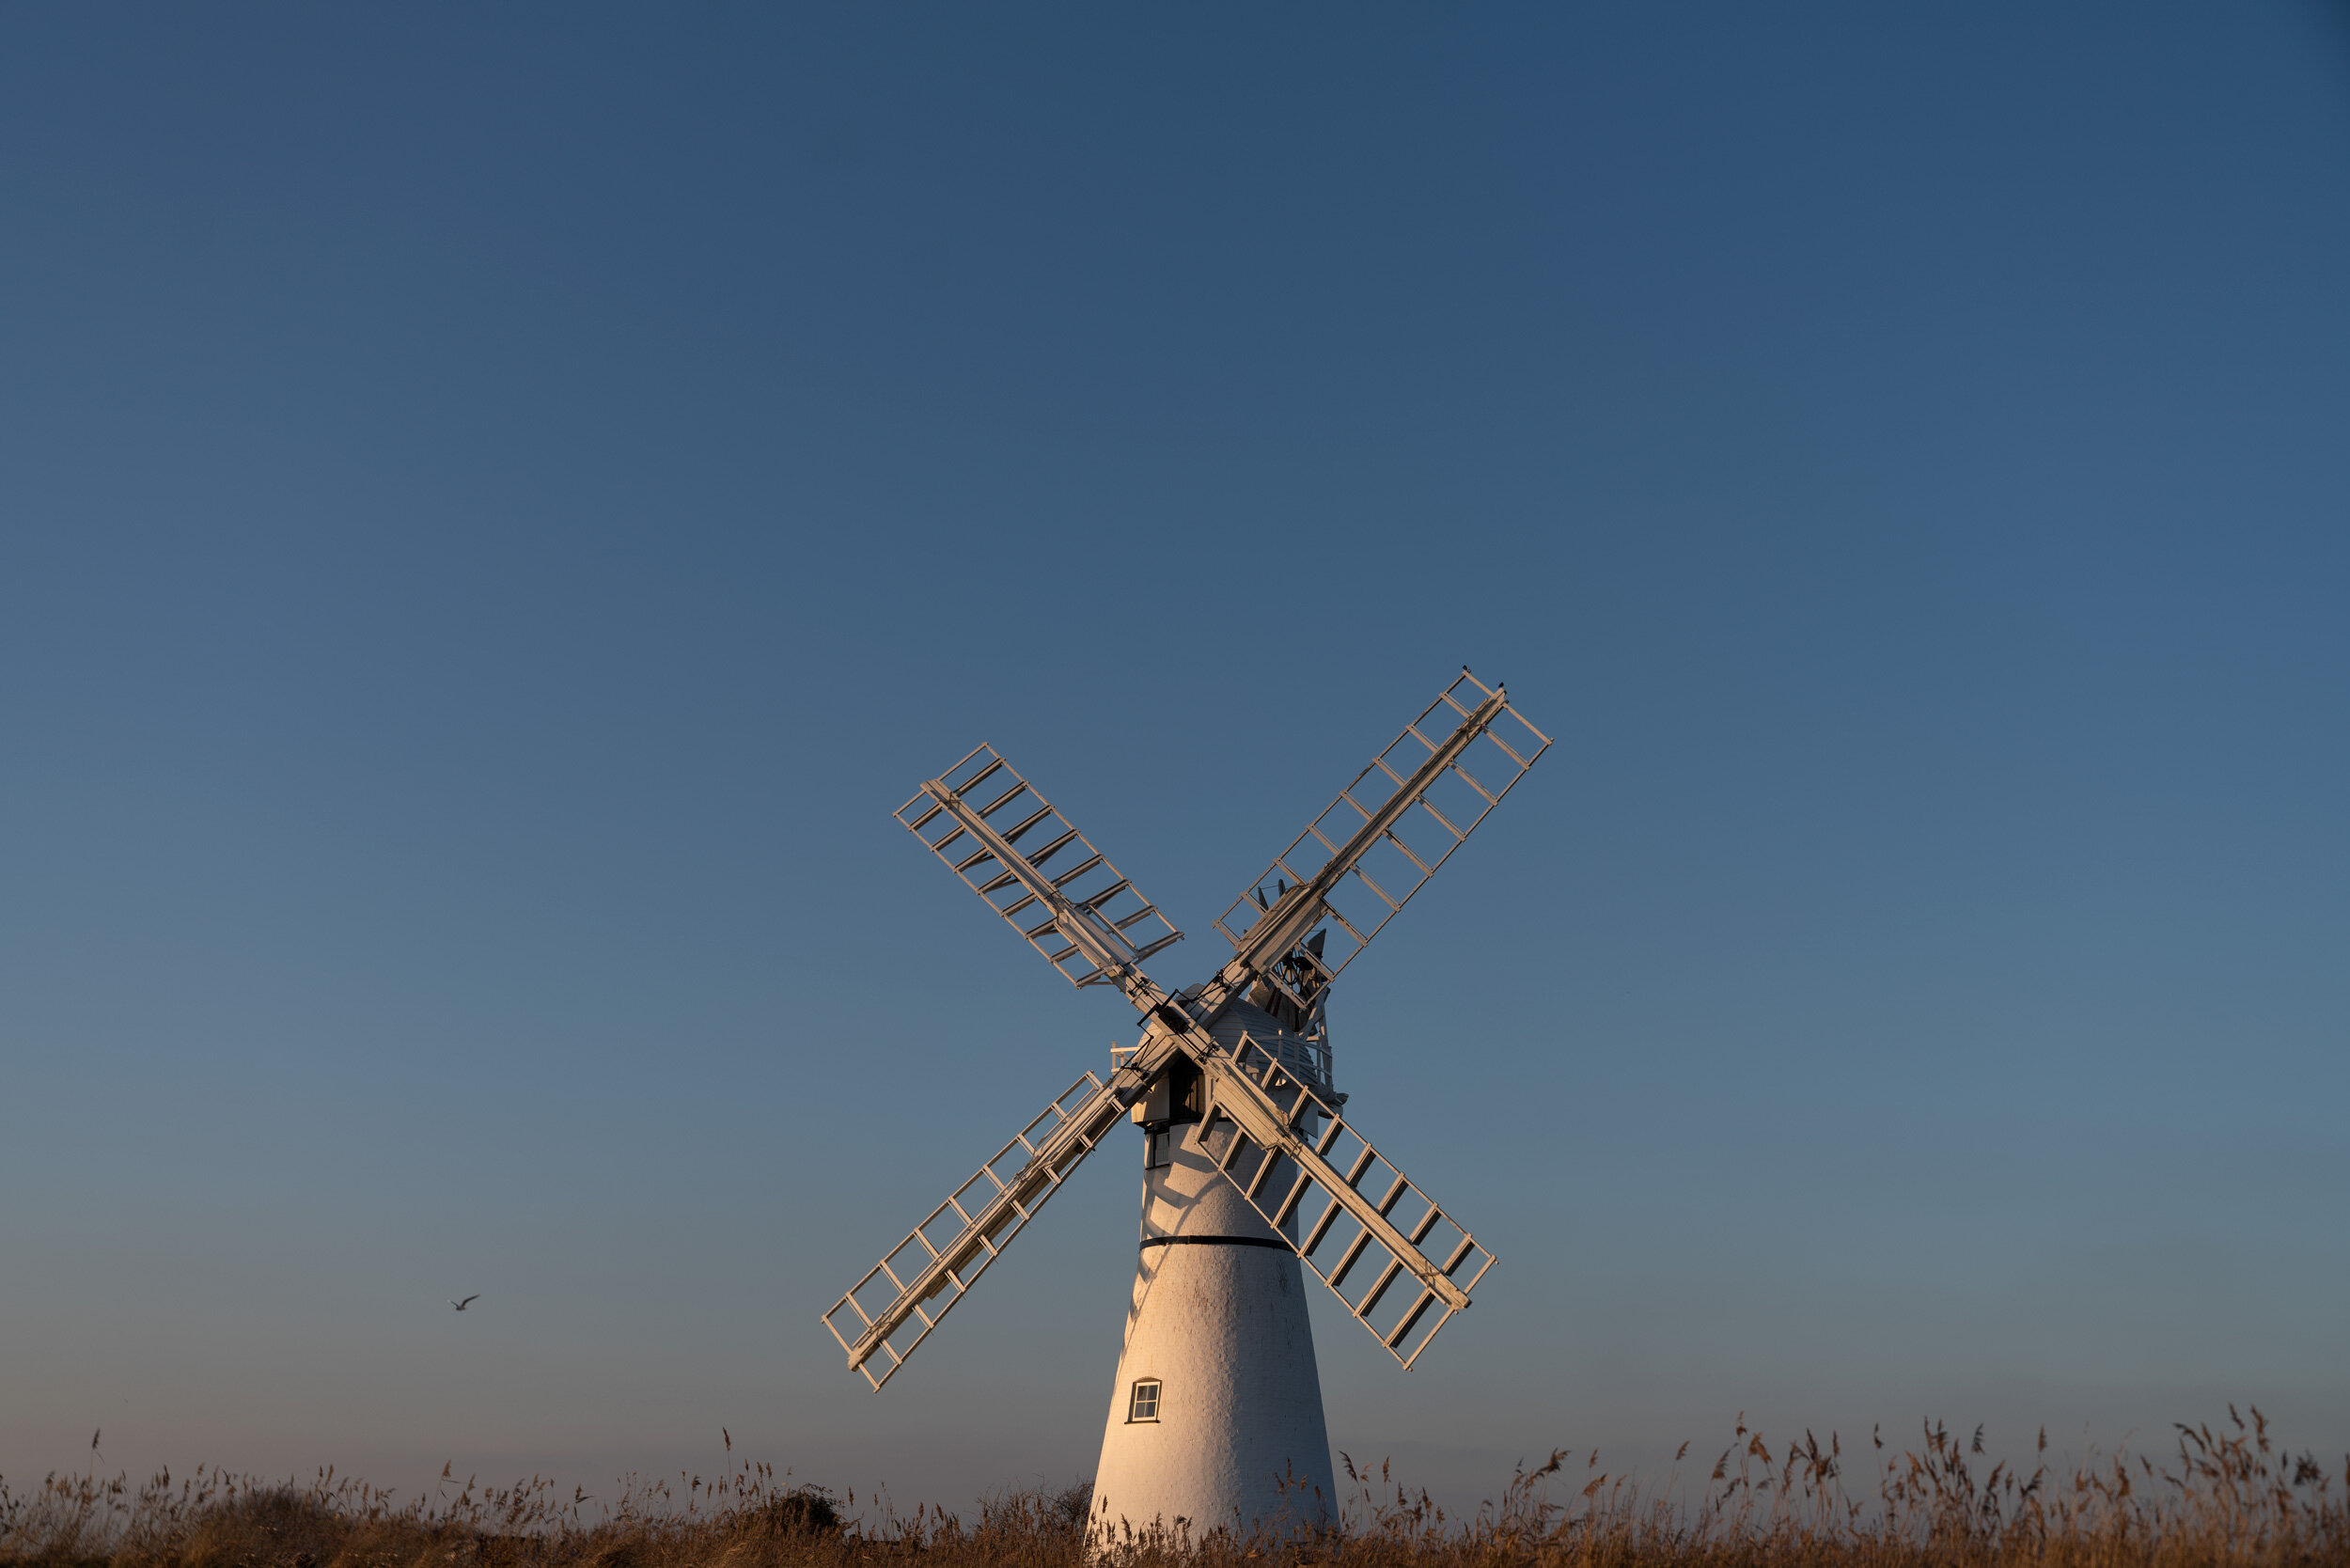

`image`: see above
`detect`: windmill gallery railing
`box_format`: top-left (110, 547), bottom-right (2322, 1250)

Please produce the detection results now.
top-left (822, 667), bottom-right (1549, 1389)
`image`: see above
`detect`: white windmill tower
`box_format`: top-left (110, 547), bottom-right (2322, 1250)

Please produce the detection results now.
top-left (823, 669), bottom-right (1549, 1545)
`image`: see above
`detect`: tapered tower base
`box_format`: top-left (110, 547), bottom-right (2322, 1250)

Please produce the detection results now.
top-left (1089, 1086), bottom-right (1336, 1548)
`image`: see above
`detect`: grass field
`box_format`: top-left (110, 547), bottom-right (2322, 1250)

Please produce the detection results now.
top-left (6, 1408), bottom-right (2342, 1568)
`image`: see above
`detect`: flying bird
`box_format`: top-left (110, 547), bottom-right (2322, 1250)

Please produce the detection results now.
top-left (450, 1295), bottom-right (479, 1311)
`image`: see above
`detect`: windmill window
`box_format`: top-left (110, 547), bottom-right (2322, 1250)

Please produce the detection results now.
top-left (1145, 1130), bottom-right (1171, 1169)
top-left (1127, 1378), bottom-right (1161, 1422)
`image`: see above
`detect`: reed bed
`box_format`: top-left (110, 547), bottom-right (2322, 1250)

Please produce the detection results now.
top-left (5, 1407), bottom-right (2342, 1568)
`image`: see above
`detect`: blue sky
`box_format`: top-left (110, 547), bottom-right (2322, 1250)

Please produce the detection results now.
top-left (3, 2), bottom-right (2346, 1516)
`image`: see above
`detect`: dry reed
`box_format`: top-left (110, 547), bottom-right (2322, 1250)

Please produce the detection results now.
top-left (5, 1407), bottom-right (2342, 1568)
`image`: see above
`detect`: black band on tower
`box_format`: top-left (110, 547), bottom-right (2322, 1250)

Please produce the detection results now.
top-left (1139, 1235), bottom-right (1291, 1251)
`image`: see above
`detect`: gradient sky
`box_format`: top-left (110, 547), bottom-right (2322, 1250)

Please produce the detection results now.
top-left (4, 2), bottom-right (2347, 1520)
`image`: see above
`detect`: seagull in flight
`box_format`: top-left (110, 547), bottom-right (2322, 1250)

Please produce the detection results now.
top-left (450, 1294), bottom-right (480, 1311)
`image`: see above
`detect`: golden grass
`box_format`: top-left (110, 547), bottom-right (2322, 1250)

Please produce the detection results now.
top-left (5, 1407), bottom-right (2342, 1568)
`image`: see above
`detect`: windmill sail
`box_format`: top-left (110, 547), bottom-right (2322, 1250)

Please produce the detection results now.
top-left (1186, 1027), bottom-right (1496, 1368)
top-left (822, 1071), bottom-right (1132, 1389)
top-left (1213, 668), bottom-right (1551, 1017)
top-left (828, 670), bottom-right (1545, 1393)
top-left (899, 745), bottom-right (1183, 990)
top-left (832, 747), bottom-right (1198, 1388)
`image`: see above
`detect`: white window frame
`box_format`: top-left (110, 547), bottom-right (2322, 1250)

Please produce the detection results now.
top-left (1127, 1377), bottom-right (1161, 1422)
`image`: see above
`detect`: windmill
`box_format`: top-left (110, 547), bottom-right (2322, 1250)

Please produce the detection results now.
top-left (822, 669), bottom-right (1550, 1544)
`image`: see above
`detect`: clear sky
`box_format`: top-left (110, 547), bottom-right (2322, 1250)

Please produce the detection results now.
top-left (4, 2), bottom-right (2347, 1519)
